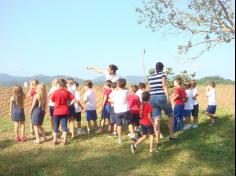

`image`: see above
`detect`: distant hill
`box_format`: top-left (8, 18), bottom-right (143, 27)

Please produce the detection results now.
top-left (197, 76), bottom-right (235, 85)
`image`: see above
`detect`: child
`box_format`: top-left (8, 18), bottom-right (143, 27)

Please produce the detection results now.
top-left (48, 79), bottom-right (59, 133)
top-left (98, 80), bottom-right (113, 133)
top-left (30, 84), bottom-right (48, 144)
top-left (10, 85), bottom-right (27, 142)
top-left (51, 79), bottom-right (75, 145)
top-left (191, 80), bottom-right (199, 128)
top-left (110, 78), bottom-right (131, 144)
top-left (27, 80), bottom-right (39, 135)
top-left (67, 78), bottom-right (76, 139)
top-left (183, 81), bottom-right (194, 130)
top-left (206, 82), bottom-right (218, 125)
top-left (83, 80), bottom-right (98, 133)
top-left (128, 85), bottom-right (141, 134)
top-left (109, 82), bottom-right (118, 136)
top-left (74, 82), bottom-right (85, 135)
top-left (173, 78), bottom-right (186, 133)
top-left (136, 83), bottom-right (146, 102)
top-left (131, 91), bottom-right (156, 154)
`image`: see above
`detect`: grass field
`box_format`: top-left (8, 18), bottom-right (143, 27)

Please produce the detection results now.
top-left (0, 108), bottom-right (235, 176)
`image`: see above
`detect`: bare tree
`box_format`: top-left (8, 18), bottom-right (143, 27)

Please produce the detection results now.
top-left (136, 0), bottom-right (235, 59)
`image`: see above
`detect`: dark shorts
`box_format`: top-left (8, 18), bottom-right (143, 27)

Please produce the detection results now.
top-left (183, 110), bottom-right (192, 118)
top-left (32, 107), bottom-right (45, 126)
top-left (110, 107), bottom-right (116, 124)
top-left (49, 106), bottom-right (54, 117)
top-left (74, 112), bottom-right (81, 122)
top-left (207, 105), bottom-right (217, 114)
top-left (130, 113), bottom-right (140, 126)
top-left (192, 104), bottom-right (199, 117)
top-left (53, 115), bottom-right (68, 133)
top-left (102, 104), bottom-right (111, 119)
top-left (69, 105), bottom-right (75, 117)
top-left (115, 111), bottom-right (131, 126)
top-left (12, 110), bottom-right (25, 122)
top-left (141, 125), bottom-right (154, 135)
top-left (86, 110), bottom-right (97, 121)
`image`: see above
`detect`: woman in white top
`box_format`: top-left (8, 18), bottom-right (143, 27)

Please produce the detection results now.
top-left (86, 64), bottom-right (120, 83)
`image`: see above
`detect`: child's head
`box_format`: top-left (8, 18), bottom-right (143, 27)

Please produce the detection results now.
top-left (59, 79), bottom-right (67, 88)
top-left (184, 80), bottom-right (191, 89)
top-left (191, 80), bottom-right (197, 88)
top-left (84, 80), bottom-right (93, 89)
top-left (67, 78), bottom-right (75, 85)
top-left (139, 83), bottom-right (146, 90)
top-left (75, 82), bottom-right (80, 90)
top-left (111, 82), bottom-right (117, 89)
top-left (12, 85), bottom-right (25, 108)
top-left (108, 64), bottom-right (118, 75)
top-left (105, 80), bottom-right (112, 88)
top-left (142, 91), bottom-right (151, 102)
top-left (174, 78), bottom-right (182, 87)
top-left (30, 80), bottom-right (39, 89)
top-left (36, 84), bottom-right (47, 110)
top-left (131, 85), bottom-right (139, 93)
top-left (210, 82), bottom-right (216, 88)
top-left (117, 78), bottom-right (126, 89)
top-left (52, 79), bottom-right (59, 88)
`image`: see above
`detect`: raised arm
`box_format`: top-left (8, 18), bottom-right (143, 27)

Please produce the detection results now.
top-left (30, 95), bottom-right (38, 115)
top-left (86, 67), bottom-right (106, 74)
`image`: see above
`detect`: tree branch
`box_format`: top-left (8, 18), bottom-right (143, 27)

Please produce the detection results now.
top-left (217, 0), bottom-right (235, 28)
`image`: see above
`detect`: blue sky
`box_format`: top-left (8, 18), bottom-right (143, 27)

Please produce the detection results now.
top-left (0, 0), bottom-right (235, 80)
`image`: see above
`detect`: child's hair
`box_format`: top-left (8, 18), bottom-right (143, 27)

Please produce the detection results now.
top-left (156, 62), bottom-right (164, 73)
top-left (117, 79), bottom-right (126, 88)
top-left (112, 82), bottom-right (117, 89)
top-left (142, 91), bottom-right (151, 102)
top-left (75, 82), bottom-right (80, 88)
top-left (37, 84), bottom-right (47, 111)
top-left (106, 80), bottom-right (112, 88)
top-left (175, 78), bottom-right (182, 86)
top-left (67, 78), bottom-right (75, 84)
top-left (131, 85), bottom-right (139, 93)
top-left (59, 79), bottom-right (67, 88)
top-left (139, 83), bottom-right (146, 89)
top-left (52, 79), bottom-right (59, 88)
top-left (13, 85), bottom-right (25, 108)
top-left (184, 80), bottom-right (191, 89)
top-left (210, 82), bottom-right (216, 88)
top-left (30, 80), bottom-right (39, 88)
top-left (84, 80), bottom-right (93, 88)
top-left (109, 64), bottom-right (118, 73)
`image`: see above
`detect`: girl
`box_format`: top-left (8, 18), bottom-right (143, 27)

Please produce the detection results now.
top-left (131, 91), bottom-right (156, 154)
top-left (191, 80), bottom-right (199, 128)
top-left (27, 80), bottom-right (39, 135)
top-left (30, 84), bottom-right (48, 144)
top-left (10, 85), bottom-right (27, 142)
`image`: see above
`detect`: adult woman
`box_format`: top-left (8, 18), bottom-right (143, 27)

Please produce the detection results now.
top-left (86, 64), bottom-right (120, 83)
top-left (148, 62), bottom-right (176, 145)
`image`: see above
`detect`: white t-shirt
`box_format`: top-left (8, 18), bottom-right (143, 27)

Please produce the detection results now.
top-left (74, 91), bottom-right (81, 113)
top-left (136, 89), bottom-right (144, 102)
top-left (83, 89), bottom-right (96, 111)
top-left (67, 84), bottom-right (76, 95)
top-left (111, 89), bottom-right (130, 113)
top-left (192, 88), bottom-right (199, 105)
top-left (109, 91), bottom-right (115, 107)
top-left (207, 88), bottom-right (217, 106)
top-left (48, 87), bottom-right (58, 107)
top-left (104, 70), bottom-right (120, 83)
top-left (184, 89), bottom-right (194, 110)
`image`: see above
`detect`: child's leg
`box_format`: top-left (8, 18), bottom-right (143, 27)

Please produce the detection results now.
top-left (53, 116), bottom-right (60, 143)
top-left (128, 124), bottom-right (134, 134)
top-left (50, 117), bottom-right (54, 132)
top-left (93, 120), bottom-right (98, 129)
top-left (154, 118), bottom-right (161, 144)
top-left (34, 125), bottom-right (40, 142)
top-left (87, 121), bottom-right (91, 132)
top-left (39, 126), bottom-right (47, 141)
top-left (20, 121), bottom-right (25, 138)
top-left (117, 126), bottom-right (122, 141)
top-left (61, 117), bottom-right (68, 144)
top-left (14, 122), bottom-right (20, 138)
top-left (100, 119), bottom-right (105, 129)
top-left (77, 121), bottom-right (81, 128)
top-left (69, 117), bottom-right (75, 138)
top-left (149, 135), bottom-right (154, 153)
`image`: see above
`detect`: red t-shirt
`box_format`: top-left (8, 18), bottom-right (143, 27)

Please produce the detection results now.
top-left (128, 94), bottom-right (141, 114)
top-left (140, 103), bottom-right (153, 126)
top-left (51, 88), bottom-right (75, 116)
top-left (174, 87), bottom-right (186, 105)
top-left (30, 88), bottom-right (37, 98)
top-left (104, 88), bottom-right (112, 105)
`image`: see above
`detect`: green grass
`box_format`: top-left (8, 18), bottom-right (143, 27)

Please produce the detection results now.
top-left (0, 109), bottom-right (235, 176)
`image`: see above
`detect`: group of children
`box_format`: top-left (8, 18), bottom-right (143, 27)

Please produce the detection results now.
top-left (10, 77), bottom-right (218, 153)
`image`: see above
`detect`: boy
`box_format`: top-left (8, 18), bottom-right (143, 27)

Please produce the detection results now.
top-left (83, 80), bottom-right (98, 133)
top-left (191, 80), bottom-right (199, 128)
top-left (206, 82), bottom-right (218, 125)
top-left (136, 83), bottom-right (146, 102)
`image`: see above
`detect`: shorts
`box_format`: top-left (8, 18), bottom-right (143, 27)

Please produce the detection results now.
top-left (207, 105), bottom-right (217, 114)
top-left (32, 107), bottom-right (45, 126)
top-left (69, 105), bottom-right (75, 117)
top-left (102, 104), bottom-right (111, 119)
top-left (53, 115), bottom-right (68, 133)
top-left (49, 106), bottom-right (54, 117)
top-left (115, 111), bottom-right (131, 126)
top-left (141, 125), bottom-right (154, 135)
top-left (150, 95), bottom-right (173, 119)
top-left (130, 113), bottom-right (140, 126)
top-left (74, 112), bottom-right (81, 122)
top-left (110, 107), bottom-right (116, 124)
top-left (183, 110), bottom-right (192, 118)
top-left (192, 104), bottom-right (199, 117)
top-left (86, 110), bottom-right (97, 121)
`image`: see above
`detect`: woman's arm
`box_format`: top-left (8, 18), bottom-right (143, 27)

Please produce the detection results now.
top-left (86, 67), bottom-right (106, 74)
top-left (162, 77), bottom-right (170, 103)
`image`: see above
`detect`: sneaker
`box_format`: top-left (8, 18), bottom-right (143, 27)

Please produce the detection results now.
top-left (118, 139), bottom-right (123, 145)
top-left (192, 124), bottom-right (198, 129)
top-left (15, 136), bottom-right (21, 142)
top-left (130, 144), bottom-right (137, 154)
top-left (184, 124), bottom-right (192, 130)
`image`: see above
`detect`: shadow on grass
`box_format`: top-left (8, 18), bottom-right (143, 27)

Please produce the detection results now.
top-left (0, 139), bottom-right (15, 150)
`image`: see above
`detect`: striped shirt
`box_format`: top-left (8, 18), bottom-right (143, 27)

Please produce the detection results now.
top-left (148, 72), bottom-right (167, 96)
